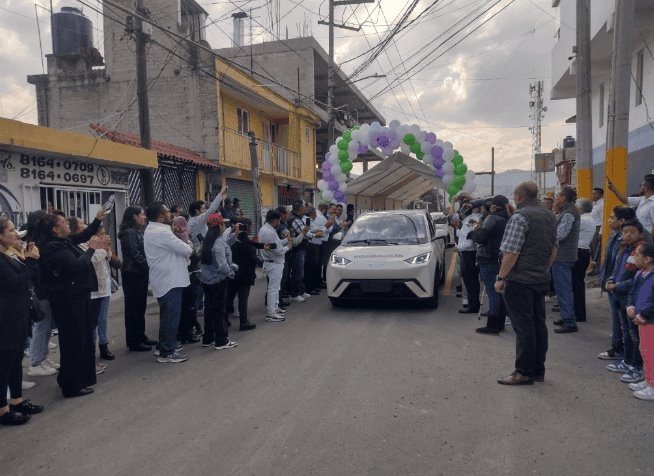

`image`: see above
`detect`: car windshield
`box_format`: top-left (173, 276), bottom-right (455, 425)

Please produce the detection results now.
top-left (343, 213), bottom-right (428, 246)
top-left (433, 215), bottom-right (448, 225)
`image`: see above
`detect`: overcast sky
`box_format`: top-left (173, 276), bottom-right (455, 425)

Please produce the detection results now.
top-left (0, 0), bottom-right (576, 173)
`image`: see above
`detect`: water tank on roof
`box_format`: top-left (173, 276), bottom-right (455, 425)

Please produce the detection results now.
top-left (563, 135), bottom-right (576, 148)
top-left (52, 7), bottom-right (94, 56)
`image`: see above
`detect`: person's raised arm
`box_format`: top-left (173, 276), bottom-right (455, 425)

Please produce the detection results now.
top-left (607, 178), bottom-right (628, 204)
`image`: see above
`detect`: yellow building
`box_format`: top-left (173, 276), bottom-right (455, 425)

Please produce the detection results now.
top-left (215, 59), bottom-right (321, 213)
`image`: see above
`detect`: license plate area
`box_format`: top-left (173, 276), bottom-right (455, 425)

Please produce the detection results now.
top-left (360, 280), bottom-right (393, 293)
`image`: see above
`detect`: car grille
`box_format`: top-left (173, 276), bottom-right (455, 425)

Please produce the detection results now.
top-left (340, 280), bottom-right (418, 299)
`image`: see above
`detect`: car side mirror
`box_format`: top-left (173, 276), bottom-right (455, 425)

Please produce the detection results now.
top-left (333, 232), bottom-right (343, 241)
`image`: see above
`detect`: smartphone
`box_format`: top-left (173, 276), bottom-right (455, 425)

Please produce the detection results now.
top-left (305, 217), bottom-right (311, 227)
top-left (103, 193), bottom-right (116, 211)
top-left (269, 243), bottom-right (277, 249)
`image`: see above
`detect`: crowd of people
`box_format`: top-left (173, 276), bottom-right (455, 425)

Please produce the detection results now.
top-left (447, 175), bottom-right (654, 400)
top-left (0, 187), bottom-right (353, 425)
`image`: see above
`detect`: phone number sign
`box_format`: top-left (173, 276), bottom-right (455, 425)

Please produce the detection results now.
top-left (0, 151), bottom-right (130, 189)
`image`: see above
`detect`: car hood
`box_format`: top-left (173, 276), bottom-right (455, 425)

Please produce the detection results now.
top-left (333, 244), bottom-right (432, 262)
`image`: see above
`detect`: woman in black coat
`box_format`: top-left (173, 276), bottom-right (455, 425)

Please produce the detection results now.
top-left (38, 210), bottom-right (107, 398)
top-left (0, 217), bottom-right (44, 425)
top-left (118, 206), bottom-right (155, 352)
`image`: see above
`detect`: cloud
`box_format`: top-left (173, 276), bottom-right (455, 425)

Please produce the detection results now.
top-left (0, 26), bottom-right (29, 57)
top-left (0, 80), bottom-right (37, 123)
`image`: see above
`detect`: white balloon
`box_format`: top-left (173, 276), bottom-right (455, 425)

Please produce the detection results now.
top-left (443, 149), bottom-right (455, 162)
top-left (370, 121), bottom-right (382, 131)
top-left (400, 142), bottom-right (411, 154)
top-left (348, 140), bottom-right (360, 153)
top-left (415, 131), bottom-right (427, 144)
top-left (336, 172), bottom-right (348, 183)
top-left (409, 124), bottom-right (421, 135)
top-left (397, 125), bottom-right (409, 137)
top-left (434, 139), bottom-right (444, 148)
top-left (443, 141), bottom-right (453, 151)
top-left (358, 124), bottom-right (371, 145)
top-left (331, 164), bottom-right (341, 176)
top-left (328, 153), bottom-right (339, 165)
top-left (442, 173), bottom-right (454, 185)
top-left (442, 162), bottom-right (455, 174)
top-left (389, 119), bottom-right (401, 130)
top-left (351, 130), bottom-right (361, 142)
top-left (465, 170), bottom-right (476, 182)
top-left (317, 179), bottom-right (328, 191)
top-left (420, 141), bottom-right (432, 154)
top-left (335, 136), bottom-right (343, 144)
top-left (329, 144), bottom-right (339, 156)
top-left (463, 181), bottom-right (477, 193)
top-left (322, 190), bottom-right (335, 202)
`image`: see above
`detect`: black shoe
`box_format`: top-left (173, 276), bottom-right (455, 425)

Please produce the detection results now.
top-left (309, 290), bottom-right (320, 295)
top-left (476, 326), bottom-right (500, 335)
top-left (99, 344), bottom-right (115, 361)
top-left (554, 326), bottom-right (578, 334)
top-left (143, 338), bottom-right (157, 346)
top-left (226, 320), bottom-right (232, 328)
top-left (239, 321), bottom-right (257, 331)
top-left (459, 308), bottom-right (479, 314)
top-left (534, 374), bottom-right (545, 383)
top-left (62, 387), bottom-right (94, 398)
top-left (128, 343), bottom-right (152, 352)
top-left (9, 399), bottom-right (44, 415)
top-left (181, 335), bottom-right (200, 344)
top-left (0, 411), bottom-right (30, 425)
top-left (279, 300), bottom-right (291, 307)
top-left (552, 320), bottom-right (564, 326)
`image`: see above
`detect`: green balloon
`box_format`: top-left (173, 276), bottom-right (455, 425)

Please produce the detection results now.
top-left (340, 161), bottom-right (353, 174)
top-left (403, 133), bottom-right (416, 145)
top-left (337, 139), bottom-right (348, 150)
top-left (453, 175), bottom-right (465, 187)
top-left (447, 184), bottom-right (459, 196)
top-left (343, 130), bottom-right (352, 141)
top-left (416, 151), bottom-right (425, 161)
top-left (410, 142), bottom-right (422, 154)
top-left (454, 163), bottom-right (468, 175)
top-left (338, 150), bottom-right (349, 162)
top-left (452, 155), bottom-right (463, 165)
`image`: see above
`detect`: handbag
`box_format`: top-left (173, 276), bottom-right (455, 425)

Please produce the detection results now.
top-left (30, 289), bottom-right (47, 322)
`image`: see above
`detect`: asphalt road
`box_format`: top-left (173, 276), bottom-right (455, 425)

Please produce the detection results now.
top-left (2, 252), bottom-right (652, 475)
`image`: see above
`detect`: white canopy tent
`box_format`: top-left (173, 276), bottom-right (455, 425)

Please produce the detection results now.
top-left (346, 152), bottom-right (444, 210)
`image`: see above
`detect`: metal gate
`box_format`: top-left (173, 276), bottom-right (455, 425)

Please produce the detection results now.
top-left (226, 178), bottom-right (256, 220)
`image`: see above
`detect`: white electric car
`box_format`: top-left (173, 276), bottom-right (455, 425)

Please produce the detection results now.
top-left (327, 210), bottom-right (446, 308)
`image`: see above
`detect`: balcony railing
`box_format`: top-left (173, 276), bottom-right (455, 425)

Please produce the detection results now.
top-left (222, 128), bottom-right (302, 180)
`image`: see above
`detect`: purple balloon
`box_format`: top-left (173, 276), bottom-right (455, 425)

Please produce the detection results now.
top-left (433, 157), bottom-right (444, 168)
top-left (323, 171), bottom-right (334, 181)
top-left (358, 143), bottom-right (369, 154)
top-left (328, 180), bottom-right (340, 192)
top-left (334, 190), bottom-right (346, 201)
top-left (322, 161), bottom-right (331, 172)
top-left (382, 146), bottom-right (395, 156)
top-left (426, 132), bottom-right (437, 144)
top-left (431, 144), bottom-right (443, 159)
top-left (434, 168), bottom-right (444, 178)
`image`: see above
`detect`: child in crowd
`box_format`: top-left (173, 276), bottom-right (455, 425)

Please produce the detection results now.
top-left (606, 220), bottom-right (646, 383)
top-left (626, 243), bottom-right (654, 400)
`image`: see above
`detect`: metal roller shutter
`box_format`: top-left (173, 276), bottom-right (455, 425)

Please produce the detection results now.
top-left (226, 178), bottom-right (256, 220)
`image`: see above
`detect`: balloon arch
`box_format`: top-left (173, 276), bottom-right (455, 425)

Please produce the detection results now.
top-left (317, 120), bottom-right (477, 204)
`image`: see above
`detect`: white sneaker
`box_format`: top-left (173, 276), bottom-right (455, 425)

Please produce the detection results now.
top-left (95, 363), bottom-right (105, 375)
top-left (629, 380), bottom-right (649, 391)
top-left (265, 314), bottom-right (286, 322)
top-left (44, 359), bottom-right (60, 370)
top-left (27, 363), bottom-right (57, 377)
top-left (48, 341), bottom-right (57, 350)
top-left (154, 345), bottom-right (183, 356)
top-left (291, 296), bottom-right (306, 303)
top-left (215, 341), bottom-right (238, 350)
top-left (22, 380), bottom-right (36, 390)
top-left (633, 385), bottom-right (654, 400)
top-left (301, 292), bottom-right (311, 299)
top-left (157, 351), bottom-right (188, 363)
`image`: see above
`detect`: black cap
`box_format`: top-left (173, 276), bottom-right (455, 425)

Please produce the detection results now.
top-left (492, 195), bottom-right (509, 208)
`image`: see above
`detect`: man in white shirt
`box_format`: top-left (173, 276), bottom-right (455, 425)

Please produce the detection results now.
top-left (144, 203), bottom-right (193, 363)
top-left (304, 207), bottom-right (327, 294)
top-left (608, 174), bottom-right (654, 238)
top-left (588, 187), bottom-right (604, 275)
top-left (573, 198), bottom-right (595, 322)
top-left (456, 200), bottom-right (483, 314)
top-left (258, 209), bottom-right (292, 321)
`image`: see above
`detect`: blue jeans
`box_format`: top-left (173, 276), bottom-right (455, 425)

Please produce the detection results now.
top-left (157, 288), bottom-right (183, 356)
top-left (607, 292), bottom-right (624, 352)
top-left (479, 263), bottom-right (505, 319)
top-left (616, 294), bottom-right (642, 369)
top-left (552, 261), bottom-right (576, 327)
top-left (290, 249), bottom-right (306, 297)
top-left (93, 296), bottom-right (111, 345)
top-left (30, 299), bottom-right (54, 366)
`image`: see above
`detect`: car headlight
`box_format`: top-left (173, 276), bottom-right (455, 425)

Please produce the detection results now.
top-left (331, 255), bottom-right (352, 266)
top-left (404, 251), bottom-right (431, 264)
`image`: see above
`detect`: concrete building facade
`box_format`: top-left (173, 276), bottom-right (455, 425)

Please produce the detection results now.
top-left (550, 0), bottom-right (654, 191)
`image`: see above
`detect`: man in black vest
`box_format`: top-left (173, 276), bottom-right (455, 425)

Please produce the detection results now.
top-left (551, 186), bottom-right (581, 334)
top-left (495, 182), bottom-right (557, 385)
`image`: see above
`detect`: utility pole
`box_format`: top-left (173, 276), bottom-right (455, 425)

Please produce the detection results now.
top-left (247, 132), bottom-right (262, 231)
top-left (319, 0), bottom-right (374, 146)
top-left (135, 0), bottom-right (155, 205)
top-left (529, 81), bottom-right (546, 194)
top-left (575, 0), bottom-right (593, 199)
top-left (491, 147), bottom-right (495, 195)
top-left (602, 0), bottom-right (634, 254)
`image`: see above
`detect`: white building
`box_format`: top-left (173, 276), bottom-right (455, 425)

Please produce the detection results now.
top-left (550, 0), bottom-right (654, 191)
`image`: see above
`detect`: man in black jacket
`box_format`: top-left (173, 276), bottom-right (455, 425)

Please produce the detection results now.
top-left (469, 195), bottom-right (509, 334)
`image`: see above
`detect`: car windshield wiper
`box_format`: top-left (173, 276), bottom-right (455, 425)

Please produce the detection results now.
top-left (345, 238), bottom-right (388, 245)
